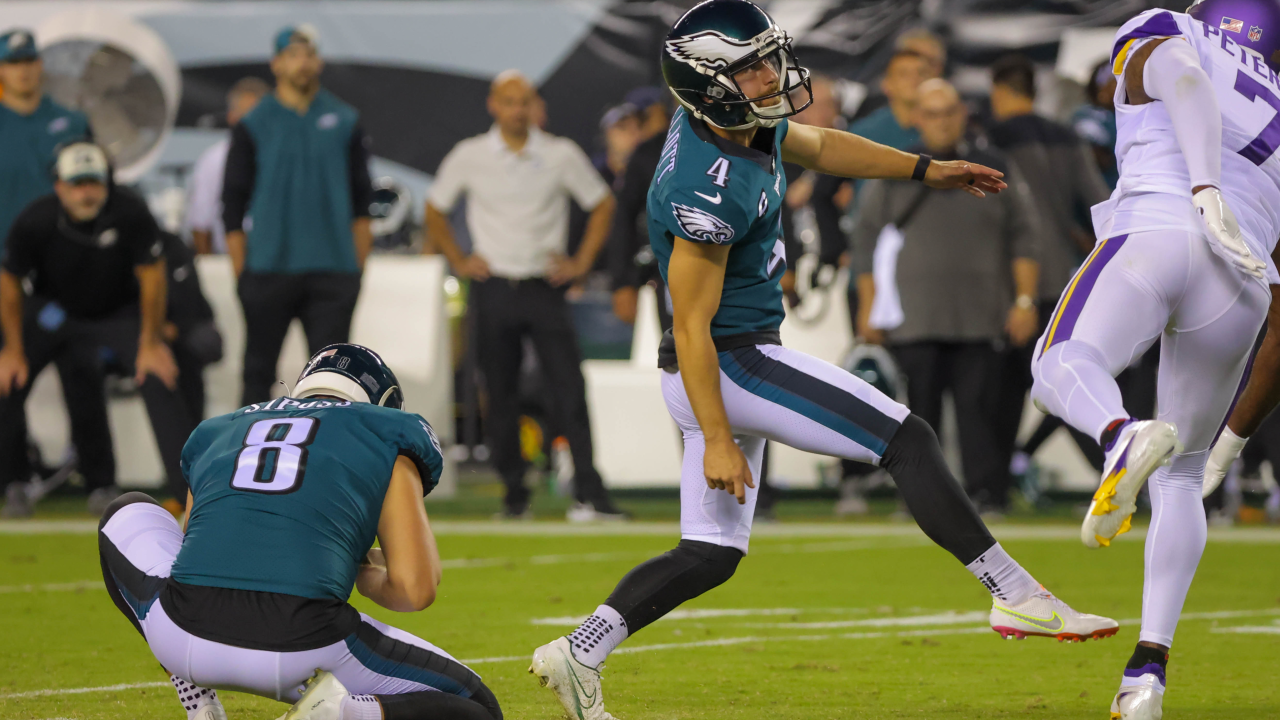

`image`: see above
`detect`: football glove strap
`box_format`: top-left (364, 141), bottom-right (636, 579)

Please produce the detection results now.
top-left (1203, 426), bottom-right (1247, 498)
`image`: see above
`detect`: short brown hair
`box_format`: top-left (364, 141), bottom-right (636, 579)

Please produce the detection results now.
top-left (991, 54), bottom-right (1036, 100)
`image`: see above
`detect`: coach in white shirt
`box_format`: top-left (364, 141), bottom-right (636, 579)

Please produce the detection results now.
top-left (184, 77), bottom-right (269, 254)
top-left (427, 70), bottom-right (623, 520)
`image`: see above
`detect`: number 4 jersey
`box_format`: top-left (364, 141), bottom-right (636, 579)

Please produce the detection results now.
top-left (1106, 8), bottom-right (1280, 283)
top-left (170, 398), bottom-right (444, 601)
top-left (647, 107), bottom-right (790, 337)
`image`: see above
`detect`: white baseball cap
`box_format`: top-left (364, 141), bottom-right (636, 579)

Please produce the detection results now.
top-left (56, 143), bottom-right (109, 184)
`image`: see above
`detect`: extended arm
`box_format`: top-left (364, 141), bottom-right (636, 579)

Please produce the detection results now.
top-left (668, 237), bottom-right (754, 504)
top-left (222, 123), bottom-right (257, 276)
top-left (357, 456), bottom-right (442, 612)
top-left (349, 125), bottom-right (375, 270)
top-left (0, 271), bottom-right (27, 396)
top-left (780, 122), bottom-right (1007, 198)
top-left (1129, 37), bottom-right (1266, 278)
top-left (134, 260), bottom-right (178, 389)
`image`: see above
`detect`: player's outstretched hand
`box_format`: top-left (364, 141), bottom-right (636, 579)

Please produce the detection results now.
top-left (1193, 187), bottom-right (1267, 280)
top-left (923, 160), bottom-right (1007, 198)
top-left (0, 348), bottom-right (28, 397)
top-left (704, 435), bottom-right (754, 505)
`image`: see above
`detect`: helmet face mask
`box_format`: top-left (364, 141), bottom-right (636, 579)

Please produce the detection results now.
top-left (663, 0), bottom-right (813, 130)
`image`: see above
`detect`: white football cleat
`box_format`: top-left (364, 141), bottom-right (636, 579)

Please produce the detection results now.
top-left (530, 636), bottom-right (615, 720)
top-left (990, 588), bottom-right (1119, 642)
top-left (191, 699), bottom-right (228, 720)
top-left (1083, 421), bottom-right (1181, 548)
top-left (1111, 665), bottom-right (1165, 719)
top-left (275, 669), bottom-right (348, 720)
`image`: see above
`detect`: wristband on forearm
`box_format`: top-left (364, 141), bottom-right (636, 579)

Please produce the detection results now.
top-left (911, 154), bottom-right (932, 182)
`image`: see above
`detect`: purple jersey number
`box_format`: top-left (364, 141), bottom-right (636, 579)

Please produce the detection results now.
top-left (1234, 70), bottom-right (1280, 165)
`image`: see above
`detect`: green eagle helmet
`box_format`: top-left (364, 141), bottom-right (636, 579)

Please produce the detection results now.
top-left (661, 0), bottom-right (813, 131)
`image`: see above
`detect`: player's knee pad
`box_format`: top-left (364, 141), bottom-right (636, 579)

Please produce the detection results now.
top-left (672, 539), bottom-right (743, 588)
top-left (880, 414), bottom-right (941, 478)
top-left (97, 491), bottom-right (161, 531)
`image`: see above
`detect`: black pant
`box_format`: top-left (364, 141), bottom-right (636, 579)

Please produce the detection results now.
top-left (891, 340), bottom-right (1004, 508)
top-left (0, 301), bottom-right (195, 498)
top-left (238, 271), bottom-right (361, 405)
top-left (471, 278), bottom-right (610, 510)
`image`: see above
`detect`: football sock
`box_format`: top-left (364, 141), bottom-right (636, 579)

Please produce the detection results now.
top-left (878, 414), bottom-right (996, 565)
top-left (1126, 643), bottom-right (1170, 670)
top-left (341, 695), bottom-right (383, 720)
top-left (584, 539), bottom-right (741, 656)
top-left (1140, 453), bottom-right (1207, 647)
top-left (566, 604), bottom-right (628, 669)
top-left (964, 542), bottom-right (1039, 605)
top-left (169, 674), bottom-right (221, 720)
top-left (1032, 340), bottom-right (1130, 443)
top-left (1100, 418), bottom-right (1133, 452)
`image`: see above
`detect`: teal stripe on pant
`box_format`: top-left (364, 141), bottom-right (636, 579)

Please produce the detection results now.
top-left (718, 346), bottom-right (900, 456)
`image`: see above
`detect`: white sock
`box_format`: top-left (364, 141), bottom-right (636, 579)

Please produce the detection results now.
top-left (567, 604), bottom-right (628, 669)
top-left (341, 694), bottom-right (383, 720)
top-left (170, 674), bottom-right (220, 720)
top-left (966, 543), bottom-right (1039, 605)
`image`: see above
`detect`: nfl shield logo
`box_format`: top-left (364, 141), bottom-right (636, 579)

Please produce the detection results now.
top-left (1250, 25), bottom-right (1264, 42)
top-left (1222, 16), bottom-right (1244, 33)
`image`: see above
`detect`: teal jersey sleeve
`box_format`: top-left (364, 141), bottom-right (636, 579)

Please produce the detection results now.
top-left (393, 413), bottom-right (445, 494)
top-left (659, 185), bottom-right (753, 246)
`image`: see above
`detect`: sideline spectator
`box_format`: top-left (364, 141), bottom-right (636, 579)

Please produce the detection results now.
top-left (609, 87), bottom-right (673, 328)
top-left (185, 77), bottom-right (269, 255)
top-left (895, 27), bottom-right (947, 79)
top-left (0, 144), bottom-right (194, 516)
top-left (426, 70), bottom-right (624, 521)
top-left (222, 26), bottom-right (374, 405)
top-left (986, 54), bottom-right (1111, 495)
top-left (592, 103), bottom-right (643, 190)
top-left (852, 80), bottom-right (1040, 514)
top-left (159, 229), bottom-right (222, 422)
top-left (1072, 60), bottom-right (1120, 190)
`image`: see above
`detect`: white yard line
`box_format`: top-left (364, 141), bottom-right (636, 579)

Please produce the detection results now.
top-left (0, 582), bottom-right (102, 594)
top-left (10, 608), bottom-right (1280, 702)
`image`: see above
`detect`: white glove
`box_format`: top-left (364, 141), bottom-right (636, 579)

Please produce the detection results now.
top-left (1192, 187), bottom-right (1267, 280)
top-left (1203, 426), bottom-right (1247, 498)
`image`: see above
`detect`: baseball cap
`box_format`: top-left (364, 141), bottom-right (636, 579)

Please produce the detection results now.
top-left (56, 143), bottom-right (109, 184)
top-left (624, 86), bottom-right (666, 110)
top-left (274, 24), bottom-right (319, 56)
top-left (0, 29), bottom-right (38, 64)
top-left (600, 103), bottom-right (639, 131)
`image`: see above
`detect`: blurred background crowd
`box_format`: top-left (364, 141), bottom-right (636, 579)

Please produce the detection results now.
top-left (1, 0), bottom-right (1277, 525)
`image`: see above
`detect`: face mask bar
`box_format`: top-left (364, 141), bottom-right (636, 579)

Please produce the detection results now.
top-left (711, 35), bottom-right (813, 126)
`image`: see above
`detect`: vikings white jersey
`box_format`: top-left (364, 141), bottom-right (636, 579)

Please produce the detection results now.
top-left (1107, 8), bottom-right (1280, 283)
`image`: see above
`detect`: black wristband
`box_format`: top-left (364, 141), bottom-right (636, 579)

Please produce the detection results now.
top-left (911, 154), bottom-right (932, 182)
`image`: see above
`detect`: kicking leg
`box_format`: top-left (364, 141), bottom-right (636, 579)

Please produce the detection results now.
top-left (1031, 232), bottom-right (1189, 548)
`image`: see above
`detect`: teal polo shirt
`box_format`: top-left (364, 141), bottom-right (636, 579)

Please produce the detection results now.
top-left (222, 89), bottom-right (373, 274)
top-left (0, 96), bottom-right (91, 250)
top-left (847, 105), bottom-right (920, 195)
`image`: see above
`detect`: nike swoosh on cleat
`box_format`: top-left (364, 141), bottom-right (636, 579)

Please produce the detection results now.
top-left (694, 191), bottom-right (722, 204)
top-left (994, 606), bottom-right (1065, 632)
top-left (561, 653), bottom-right (598, 717)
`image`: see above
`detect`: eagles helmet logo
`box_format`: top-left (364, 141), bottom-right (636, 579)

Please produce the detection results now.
top-left (666, 31), bottom-right (755, 73)
top-left (672, 202), bottom-right (734, 244)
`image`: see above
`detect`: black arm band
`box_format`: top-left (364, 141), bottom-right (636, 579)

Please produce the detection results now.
top-left (911, 154), bottom-right (932, 182)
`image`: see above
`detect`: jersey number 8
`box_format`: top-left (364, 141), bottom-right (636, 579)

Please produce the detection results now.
top-left (230, 418), bottom-right (319, 494)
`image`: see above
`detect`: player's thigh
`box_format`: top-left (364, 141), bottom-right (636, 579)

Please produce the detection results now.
top-left (717, 344), bottom-right (910, 465)
top-left (671, 427), bottom-right (765, 553)
top-left (322, 614), bottom-right (486, 699)
top-left (1158, 276), bottom-right (1269, 453)
top-left (99, 493), bottom-right (183, 636)
top-left (1034, 232), bottom-right (1180, 375)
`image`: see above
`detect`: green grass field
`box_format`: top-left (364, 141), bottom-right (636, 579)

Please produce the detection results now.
top-left (2, 502), bottom-right (1279, 719)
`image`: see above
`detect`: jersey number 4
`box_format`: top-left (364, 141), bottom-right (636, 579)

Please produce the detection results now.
top-left (230, 418), bottom-right (319, 494)
top-left (1234, 70), bottom-right (1280, 165)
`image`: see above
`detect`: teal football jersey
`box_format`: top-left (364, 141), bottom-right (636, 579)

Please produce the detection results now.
top-left (170, 397), bottom-right (444, 600)
top-left (647, 108), bottom-right (789, 337)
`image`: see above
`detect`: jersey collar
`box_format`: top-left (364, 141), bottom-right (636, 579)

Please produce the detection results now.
top-left (688, 114), bottom-right (777, 174)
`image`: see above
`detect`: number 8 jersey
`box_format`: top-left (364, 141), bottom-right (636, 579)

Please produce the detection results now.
top-left (1107, 8), bottom-right (1280, 283)
top-left (170, 398), bottom-right (444, 601)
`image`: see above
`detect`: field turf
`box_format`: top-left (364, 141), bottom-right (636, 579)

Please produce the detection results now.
top-left (2, 502), bottom-right (1279, 719)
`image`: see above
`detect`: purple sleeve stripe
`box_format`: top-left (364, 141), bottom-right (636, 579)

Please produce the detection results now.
top-left (1111, 11), bottom-right (1183, 67)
